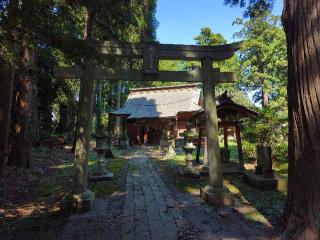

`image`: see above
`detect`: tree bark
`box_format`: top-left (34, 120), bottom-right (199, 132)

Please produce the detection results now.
top-left (8, 41), bottom-right (32, 167)
top-left (0, 62), bottom-right (15, 176)
top-left (261, 85), bottom-right (269, 107)
top-left (0, 0), bottom-right (18, 176)
top-left (282, 1), bottom-right (320, 239)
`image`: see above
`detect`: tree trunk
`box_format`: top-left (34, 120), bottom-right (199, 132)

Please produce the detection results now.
top-left (29, 67), bottom-right (40, 146)
top-left (282, 1), bottom-right (320, 239)
top-left (261, 85), bottom-right (269, 107)
top-left (0, 62), bottom-right (15, 176)
top-left (8, 41), bottom-right (32, 168)
top-left (0, 0), bottom-right (18, 176)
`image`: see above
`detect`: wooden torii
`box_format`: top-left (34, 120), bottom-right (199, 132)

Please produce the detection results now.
top-left (55, 40), bottom-right (242, 210)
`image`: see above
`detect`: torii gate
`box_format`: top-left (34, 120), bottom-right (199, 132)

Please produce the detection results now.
top-left (55, 40), bottom-right (242, 210)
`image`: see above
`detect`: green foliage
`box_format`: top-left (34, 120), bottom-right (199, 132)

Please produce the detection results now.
top-left (224, 0), bottom-right (274, 18)
top-left (234, 13), bottom-right (287, 106)
top-left (242, 140), bottom-right (256, 162)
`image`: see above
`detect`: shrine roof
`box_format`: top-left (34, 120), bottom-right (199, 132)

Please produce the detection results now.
top-left (111, 84), bottom-right (202, 119)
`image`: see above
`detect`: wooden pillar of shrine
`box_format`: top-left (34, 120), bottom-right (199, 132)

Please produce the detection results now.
top-left (195, 121), bottom-right (203, 164)
top-left (235, 122), bottom-right (244, 170)
top-left (136, 125), bottom-right (141, 145)
top-left (223, 126), bottom-right (228, 149)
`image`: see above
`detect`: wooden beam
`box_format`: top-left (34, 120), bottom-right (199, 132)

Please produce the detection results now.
top-left (54, 66), bottom-right (237, 83)
top-left (90, 40), bottom-right (243, 61)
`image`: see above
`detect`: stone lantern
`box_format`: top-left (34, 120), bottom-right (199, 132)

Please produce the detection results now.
top-left (181, 121), bottom-right (199, 177)
top-left (91, 132), bottom-right (114, 181)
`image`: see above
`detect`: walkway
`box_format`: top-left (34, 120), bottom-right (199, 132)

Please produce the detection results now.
top-left (121, 148), bottom-right (186, 240)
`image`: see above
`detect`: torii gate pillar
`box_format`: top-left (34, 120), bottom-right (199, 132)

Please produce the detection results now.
top-left (200, 58), bottom-right (234, 206)
top-left (60, 59), bottom-right (96, 212)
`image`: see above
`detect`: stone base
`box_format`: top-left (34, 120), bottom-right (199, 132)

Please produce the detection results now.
top-left (243, 171), bottom-right (277, 191)
top-left (195, 165), bottom-right (209, 174)
top-left (178, 167), bottom-right (200, 178)
top-left (89, 172), bottom-right (114, 182)
top-left (195, 162), bottom-right (243, 175)
top-left (60, 190), bottom-right (95, 213)
top-left (200, 186), bottom-right (234, 207)
top-left (105, 148), bottom-right (114, 158)
top-left (119, 140), bottom-right (130, 150)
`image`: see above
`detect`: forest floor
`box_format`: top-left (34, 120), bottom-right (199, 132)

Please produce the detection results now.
top-left (0, 146), bottom-right (127, 240)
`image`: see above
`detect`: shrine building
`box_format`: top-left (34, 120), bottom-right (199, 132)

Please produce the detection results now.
top-left (112, 84), bottom-right (257, 147)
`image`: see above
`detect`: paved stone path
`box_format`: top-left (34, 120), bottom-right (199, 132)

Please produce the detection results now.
top-left (121, 148), bottom-right (186, 240)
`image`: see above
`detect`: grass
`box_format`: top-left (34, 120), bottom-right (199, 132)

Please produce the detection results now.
top-left (37, 148), bottom-right (126, 200)
top-left (88, 153), bottom-right (126, 198)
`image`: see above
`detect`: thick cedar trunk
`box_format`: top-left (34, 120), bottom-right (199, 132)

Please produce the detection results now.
top-left (29, 70), bottom-right (40, 146)
top-left (8, 42), bottom-right (32, 167)
top-left (282, 1), bottom-right (320, 239)
top-left (0, 62), bottom-right (15, 176)
top-left (0, 0), bottom-right (18, 176)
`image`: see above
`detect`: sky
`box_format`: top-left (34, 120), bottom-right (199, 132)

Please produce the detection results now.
top-left (156, 0), bottom-right (284, 44)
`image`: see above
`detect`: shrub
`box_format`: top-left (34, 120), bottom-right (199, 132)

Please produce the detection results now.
top-left (242, 140), bottom-right (256, 163)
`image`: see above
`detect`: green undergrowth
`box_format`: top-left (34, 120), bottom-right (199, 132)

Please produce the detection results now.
top-left (88, 153), bottom-right (126, 198)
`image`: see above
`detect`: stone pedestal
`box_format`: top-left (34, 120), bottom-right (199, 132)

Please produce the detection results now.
top-left (60, 190), bottom-right (95, 213)
top-left (220, 148), bottom-right (231, 163)
top-left (243, 171), bottom-right (277, 191)
top-left (200, 186), bottom-right (234, 207)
